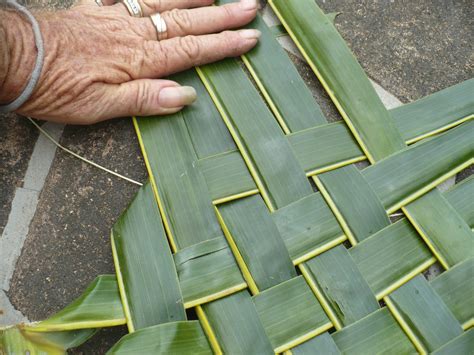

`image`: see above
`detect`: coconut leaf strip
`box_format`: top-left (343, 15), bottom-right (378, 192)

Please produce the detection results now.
top-left (134, 111), bottom-right (223, 250)
top-left (217, 195), bottom-right (296, 292)
top-left (174, 237), bottom-right (247, 308)
top-left (111, 183), bottom-right (186, 331)
top-left (315, 165), bottom-right (390, 244)
top-left (107, 321), bottom-right (212, 355)
top-left (386, 275), bottom-right (463, 352)
top-left (197, 60), bottom-right (312, 210)
top-left (303, 246), bottom-right (379, 329)
top-left (201, 291), bottom-right (274, 354)
top-left (362, 120), bottom-right (474, 212)
top-left (445, 176), bottom-right (474, 229)
top-left (195, 305), bottom-right (222, 355)
top-left (198, 150), bottom-right (258, 203)
top-left (288, 122), bottom-right (364, 175)
top-left (350, 219), bottom-right (434, 299)
top-left (331, 308), bottom-right (416, 354)
top-left (270, 0), bottom-right (406, 162)
top-left (218, 0), bottom-right (326, 132)
top-left (431, 258), bottom-right (474, 328)
top-left (393, 79), bottom-right (474, 143)
top-left (0, 327), bottom-right (95, 355)
top-left (290, 332), bottom-right (341, 355)
top-left (272, 192), bottom-right (344, 264)
top-left (173, 71), bottom-right (236, 159)
top-left (253, 276), bottom-right (332, 352)
top-left (28, 275), bottom-right (125, 332)
top-left (432, 328), bottom-right (474, 354)
top-left (402, 189), bottom-right (473, 269)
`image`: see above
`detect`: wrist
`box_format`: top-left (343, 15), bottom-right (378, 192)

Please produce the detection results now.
top-left (0, 22), bottom-right (8, 98)
top-left (0, 8), bottom-right (36, 105)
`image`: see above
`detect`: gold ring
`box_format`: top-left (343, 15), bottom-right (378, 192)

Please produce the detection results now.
top-left (150, 13), bottom-right (168, 41)
top-left (121, 0), bottom-right (143, 17)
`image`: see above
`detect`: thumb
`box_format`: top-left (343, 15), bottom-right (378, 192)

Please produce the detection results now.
top-left (104, 79), bottom-right (197, 120)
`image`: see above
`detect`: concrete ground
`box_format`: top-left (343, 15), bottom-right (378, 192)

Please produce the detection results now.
top-left (1, 0), bottom-right (472, 353)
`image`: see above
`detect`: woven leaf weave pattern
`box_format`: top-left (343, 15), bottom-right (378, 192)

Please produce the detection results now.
top-left (103, 1), bottom-right (474, 353)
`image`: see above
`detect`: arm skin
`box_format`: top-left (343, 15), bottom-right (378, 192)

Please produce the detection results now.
top-left (0, 8), bottom-right (36, 104)
top-left (0, 0), bottom-right (259, 124)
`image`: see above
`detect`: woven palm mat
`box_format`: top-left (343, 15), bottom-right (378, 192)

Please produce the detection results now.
top-left (2, 0), bottom-right (473, 354)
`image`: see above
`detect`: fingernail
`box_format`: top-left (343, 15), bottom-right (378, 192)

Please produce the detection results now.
top-left (159, 86), bottom-right (197, 108)
top-left (239, 29), bottom-right (261, 40)
top-left (240, 0), bottom-right (258, 11)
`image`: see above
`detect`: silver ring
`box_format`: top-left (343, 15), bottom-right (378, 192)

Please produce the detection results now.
top-left (121, 0), bottom-right (143, 17)
top-left (94, 0), bottom-right (104, 6)
top-left (150, 13), bottom-right (168, 41)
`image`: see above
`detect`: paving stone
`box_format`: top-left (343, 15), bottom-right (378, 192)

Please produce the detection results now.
top-left (0, 115), bottom-right (38, 236)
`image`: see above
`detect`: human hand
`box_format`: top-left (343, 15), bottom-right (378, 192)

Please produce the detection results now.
top-left (0, 0), bottom-right (259, 124)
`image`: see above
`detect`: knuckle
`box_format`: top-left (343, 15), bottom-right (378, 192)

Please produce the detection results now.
top-left (152, 42), bottom-right (170, 75)
top-left (127, 50), bottom-right (145, 73)
top-left (167, 9), bottom-right (192, 34)
top-left (133, 18), bottom-right (155, 40)
top-left (141, 0), bottom-right (161, 12)
top-left (133, 82), bottom-right (155, 114)
top-left (129, 47), bottom-right (146, 76)
top-left (221, 5), bottom-right (234, 22)
top-left (178, 36), bottom-right (201, 61)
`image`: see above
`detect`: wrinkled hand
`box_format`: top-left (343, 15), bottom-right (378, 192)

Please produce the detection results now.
top-left (3, 0), bottom-right (259, 124)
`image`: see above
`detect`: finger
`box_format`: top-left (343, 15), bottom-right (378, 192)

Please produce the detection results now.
top-left (103, 79), bottom-right (197, 119)
top-left (114, 0), bottom-right (214, 17)
top-left (156, 0), bottom-right (259, 39)
top-left (135, 30), bottom-right (260, 79)
top-left (137, 0), bottom-right (258, 41)
top-left (74, 0), bottom-right (116, 7)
